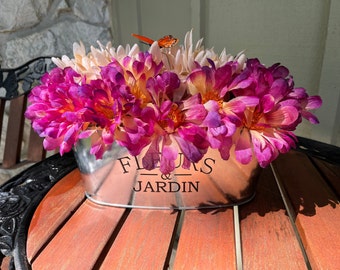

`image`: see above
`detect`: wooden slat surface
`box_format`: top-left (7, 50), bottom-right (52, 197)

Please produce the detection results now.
top-left (25, 150), bottom-right (340, 269)
top-left (0, 99), bottom-right (6, 146)
top-left (27, 169), bottom-right (85, 261)
top-left (0, 256), bottom-right (10, 270)
top-left (273, 151), bottom-right (340, 269)
top-left (31, 201), bottom-right (126, 270)
top-left (173, 209), bottom-right (236, 269)
top-left (3, 97), bottom-right (26, 168)
top-left (240, 167), bottom-right (306, 269)
top-left (27, 129), bottom-right (46, 162)
top-left (311, 157), bottom-right (340, 197)
top-left (100, 210), bottom-right (179, 269)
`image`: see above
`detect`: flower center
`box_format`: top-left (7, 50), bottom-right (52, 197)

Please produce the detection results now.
top-left (202, 90), bottom-right (222, 107)
top-left (93, 98), bottom-right (120, 125)
top-left (130, 83), bottom-right (150, 106)
top-left (243, 107), bottom-right (264, 130)
top-left (159, 103), bottom-right (185, 132)
top-left (169, 104), bottom-right (185, 126)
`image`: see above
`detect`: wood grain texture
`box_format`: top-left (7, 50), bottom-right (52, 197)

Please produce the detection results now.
top-left (27, 129), bottom-right (45, 162)
top-left (273, 151), bottom-right (340, 269)
top-left (2, 97), bottom-right (26, 168)
top-left (311, 157), bottom-right (340, 197)
top-left (100, 210), bottom-right (179, 270)
top-left (27, 169), bottom-right (84, 261)
top-left (0, 256), bottom-right (10, 270)
top-left (172, 209), bottom-right (236, 270)
top-left (31, 200), bottom-right (126, 270)
top-left (0, 99), bottom-right (5, 145)
top-left (24, 149), bottom-right (340, 269)
top-left (240, 167), bottom-right (306, 269)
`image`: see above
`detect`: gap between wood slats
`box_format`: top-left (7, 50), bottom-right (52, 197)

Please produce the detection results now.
top-left (167, 210), bottom-right (185, 269)
top-left (86, 208), bottom-right (181, 269)
top-left (92, 207), bottom-right (132, 269)
top-left (270, 163), bottom-right (312, 270)
top-left (29, 196), bottom-right (87, 264)
top-left (233, 205), bottom-right (243, 270)
top-left (169, 207), bottom-right (239, 270)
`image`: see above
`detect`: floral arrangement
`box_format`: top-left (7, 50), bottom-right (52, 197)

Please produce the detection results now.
top-left (25, 31), bottom-right (322, 174)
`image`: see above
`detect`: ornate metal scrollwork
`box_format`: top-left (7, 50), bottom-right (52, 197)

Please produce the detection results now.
top-left (0, 57), bottom-right (56, 100)
top-left (0, 152), bottom-right (76, 269)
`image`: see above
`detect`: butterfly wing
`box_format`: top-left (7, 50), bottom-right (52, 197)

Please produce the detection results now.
top-left (132, 33), bottom-right (179, 48)
top-left (131, 33), bottom-right (155, 45)
top-left (157, 35), bottom-right (179, 48)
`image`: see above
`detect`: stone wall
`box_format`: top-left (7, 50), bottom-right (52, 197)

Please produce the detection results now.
top-left (0, 0), bottom-right (113, 184)
top-left (0, 0), bottom-right (112, 68)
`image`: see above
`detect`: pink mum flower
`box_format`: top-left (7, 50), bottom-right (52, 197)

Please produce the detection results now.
top-left (233, 97), bottom-right (299, 167)
top-left (138, 72), bottom-right (209, 174)
top-left (26, 63), bottom-right (128, 159)
top-left (25, 67), bottom-right (91, 155)
top-left (79, 53), bottom-right (164, 158)
top-left (229, 59), bottom-right (322, 167)
top-left (121, 51), bottom-right (163, 106)
top-left (25, 35), bottom-right (322, 172)
top-left (78, 75), bottom-right (125, 158)
top-left (285, 87), bottom-right (322, 125)
top-left (186, 60), bottom-right (245, 159)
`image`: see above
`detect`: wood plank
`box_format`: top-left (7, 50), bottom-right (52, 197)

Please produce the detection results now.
top-left (174, 164), bottom-right (232, 208)
top-left (0, 256), bottom-right (10, 270)
top-left (25, 148), bottom-right (339, 269)
top-left (297, 136), bottom-right (340, 165)
top-left (27, 169), bottom-right (85, 261)
top-left (273, 151), bottom-right (340, 269)
top-left (27, 128), bottom-right (45, 162)
top-left (173, 209), bottom-right (236, 269)
top-left (311, 156), bottom-right (340, 197)
top-left (100, 209), bottom-right (179, 269)
top-left (31, 200), bottom-right (126, 270)
top-left (240, 166), bottom-right (306, 269)
top-left (0, 99), bottom-right (6, 149)
top-left (2, 97), bottom-right (26, 168)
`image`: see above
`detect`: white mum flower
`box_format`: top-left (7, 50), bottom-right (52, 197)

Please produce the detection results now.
top-left (149, 30), bottom-right (246, 79)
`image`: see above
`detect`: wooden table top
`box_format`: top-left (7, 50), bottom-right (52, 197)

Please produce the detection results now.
top-left (0, 137), bottom-right (339, 270)
top-left (22, 147), bottom-right (340, 270)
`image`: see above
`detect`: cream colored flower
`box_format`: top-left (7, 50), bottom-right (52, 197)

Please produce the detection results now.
top-left (52, 30), bottom-right (246, 83)
top-left (150, 30), bottom-right (246, 80)
top-left (52, 41), bottom-right (143, 83)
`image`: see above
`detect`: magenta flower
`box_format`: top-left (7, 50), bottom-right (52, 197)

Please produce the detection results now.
top-left (285, 87), bottom-right (322, 125)
top-left (121, 51), bottom-right (163, 106)
top-left (137, 72), bottom-right (209, 174)
top-left (233, 97), bottom-right (299, 167)
top-left (25, 36), bottom-right (322, 173)
top-left (186, 61), bottom-right (245, 159)
top-left (102, 52), bottom-right (168, 157)
top-left (229, 59), bottom-right (322, 167)
top-left (25, 67), bottom-right (90, 155)
top-left (26, 63), bottom-right (128, 159)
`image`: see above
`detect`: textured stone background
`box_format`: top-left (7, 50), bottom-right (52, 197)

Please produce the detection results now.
top-left (0, 0), bottom-right (113, 184)
top-left (0, 0), bottom-right (112, 67)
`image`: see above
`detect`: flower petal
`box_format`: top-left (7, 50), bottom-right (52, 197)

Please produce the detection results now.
top-left (234, 129), bottom-right (253, 164)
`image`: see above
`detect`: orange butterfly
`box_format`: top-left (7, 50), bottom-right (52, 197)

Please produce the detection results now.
top-left (131, 33), bottom-right (179, 48)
